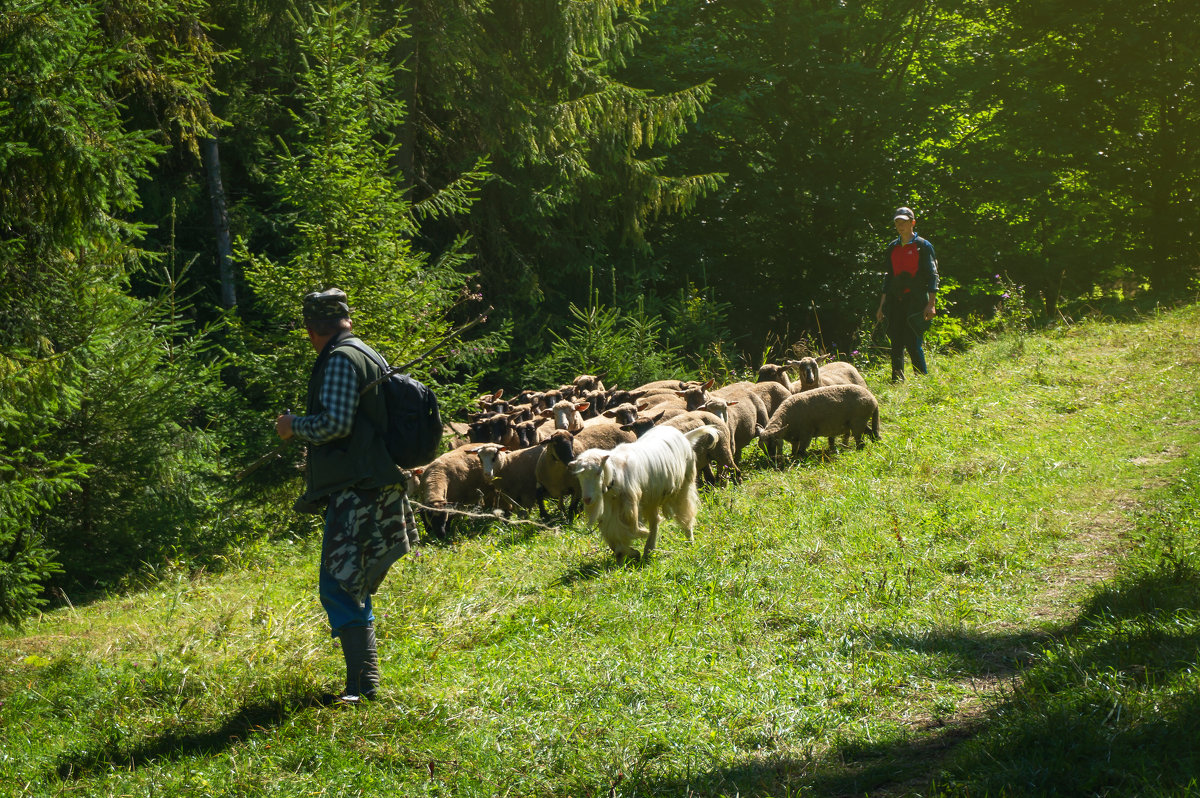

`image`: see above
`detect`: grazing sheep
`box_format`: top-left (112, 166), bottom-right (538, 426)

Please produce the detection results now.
top-left (468, 442), bottom-right (548, 516)
top-left (701, 382), bottom-right (768, 463)
top-left (505, 403), bottom-right (536, 423)
top-left (749, 380), bottom-right (791, 416)
top-left (819, 360), bottom-right (868, 388)
top-left (572, 374), bottom-right (606, 393)
top-left (620, 415), bottom-right (660, 437)
top-left (645, 404), bottom-right (687, 423)
top-left (467, 412), bottom-right (510, 445)
top-left (409, 447), bottom-right (497, 539)
top-left (632, 379), bottom-right (693, 393)
top-left (510, 419), bottom-right (539, 449)
top-left (788, 357), bottom-right (868, 393)
top-left (582, 401), bottom-right (644, 429)
top-left (543, 399), bottom-right (590, 433)
top-left (603, 388), bottom-right (641, 407)
top-left (637, 392), bottom-right (688, 412)
top-left (757, 363), bottom-right (797, 393)
top-left (662, 410), bottom-right (740, 485)
top-left (534, 422), bottom-right (642, 521)
top-left (568, 425), bottom-right (699, 561)
top-left (746, 379), bottom-right (790, 461)
top-left (579, 389), bottom-right (607, 418)
top-left (756, 383), bottom-right (880, 462)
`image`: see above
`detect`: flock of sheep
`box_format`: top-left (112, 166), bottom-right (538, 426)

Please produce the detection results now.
top-left (406, 357), bottom-right (881, 561)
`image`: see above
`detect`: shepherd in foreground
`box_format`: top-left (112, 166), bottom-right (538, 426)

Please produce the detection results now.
top-left (275, 288), bottom-right (419, 705)
top-left (568, 425), bottom-right (705, 561)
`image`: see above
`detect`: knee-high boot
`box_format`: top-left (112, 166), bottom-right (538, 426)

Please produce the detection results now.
top-left (337, 623), bottom-right (380, 703)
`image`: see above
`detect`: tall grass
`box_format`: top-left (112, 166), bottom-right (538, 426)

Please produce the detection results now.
top-left (3, 304), bottom-right (1200, 797)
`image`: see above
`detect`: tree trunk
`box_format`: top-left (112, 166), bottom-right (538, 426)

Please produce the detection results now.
top-left (202, 136), bottom-right (237, 309)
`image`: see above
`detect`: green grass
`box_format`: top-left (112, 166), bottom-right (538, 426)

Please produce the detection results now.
top-left (4, 304), bottom-right (1200, 797)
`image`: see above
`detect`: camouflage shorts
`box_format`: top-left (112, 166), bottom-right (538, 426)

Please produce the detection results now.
top-left (323, 484), bottom-right (419, 605)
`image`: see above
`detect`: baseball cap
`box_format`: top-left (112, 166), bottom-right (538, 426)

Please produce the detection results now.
top-left (302, 287), bottom-right (351, 322)
top-left (893, 206), bottom-right (916, 221)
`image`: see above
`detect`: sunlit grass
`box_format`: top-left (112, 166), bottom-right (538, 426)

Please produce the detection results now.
top-left (3, 304), bottom-right (1200, 796)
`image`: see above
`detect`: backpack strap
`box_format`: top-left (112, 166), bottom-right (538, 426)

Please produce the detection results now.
top-left (333, 338), bottom-right (392, 395)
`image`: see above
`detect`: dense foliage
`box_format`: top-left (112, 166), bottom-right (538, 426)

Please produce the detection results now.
top-left (1, 0), bottom-right (1197, 622)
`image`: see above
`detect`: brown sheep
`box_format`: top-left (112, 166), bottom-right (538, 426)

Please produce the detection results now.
top-left (756, 384), bottom-right (880, 463)
top-left (661, 410), bottom-right (740, 485)
top-left (410, 447), bottom-right (497, 538)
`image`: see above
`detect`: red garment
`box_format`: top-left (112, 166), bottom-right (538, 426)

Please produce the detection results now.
top-left (890, 242), bottom-right (921, 292)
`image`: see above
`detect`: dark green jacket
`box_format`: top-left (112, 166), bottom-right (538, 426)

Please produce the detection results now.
top-left (296, 333), bottom-right (405, 513)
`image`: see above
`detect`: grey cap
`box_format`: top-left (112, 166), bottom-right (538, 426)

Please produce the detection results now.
top-left (302, 287), bottom-right (351, 322)
top-left (893, 206), bottom-right (916, 221)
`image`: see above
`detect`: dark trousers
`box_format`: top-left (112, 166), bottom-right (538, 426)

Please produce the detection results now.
top-left (886, 295), bottom-right (928, 378)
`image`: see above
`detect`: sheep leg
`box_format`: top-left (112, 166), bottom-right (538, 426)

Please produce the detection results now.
top-left (643, 512), bottom-right (659, 559)
top-left (566, 488), bottom-right (581, 522)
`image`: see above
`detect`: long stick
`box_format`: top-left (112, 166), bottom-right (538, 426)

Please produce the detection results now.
top-left (235, 308), bottom-right (492, 481)
top-left (360, 307), bottom-right (491, 393)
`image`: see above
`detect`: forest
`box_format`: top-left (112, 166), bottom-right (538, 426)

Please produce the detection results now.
top-left (2, 0), bottom-right (1197, 623)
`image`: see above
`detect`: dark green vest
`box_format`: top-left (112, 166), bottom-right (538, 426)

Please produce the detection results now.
top-left (296, 333), bottom-right (405, 512)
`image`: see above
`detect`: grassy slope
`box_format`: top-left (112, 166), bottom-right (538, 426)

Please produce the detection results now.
top-left (3, 304), bottom-right (1200, 797)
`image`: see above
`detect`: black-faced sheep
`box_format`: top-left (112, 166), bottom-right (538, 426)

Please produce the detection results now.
top-left (757, 363), bottom-right (796, 392)
top-left (756, 383), bottom-right (880, 463)
top-left (467, 442), bottom-right (547, 517)
top-left (534, 424), bottom-right (640, 521)
top-left (700, 382), bottom-right (768, 463)
top-left (788, 357), bottom-right (868, 393)
top-left (409, 447), bottom-right (497, 538)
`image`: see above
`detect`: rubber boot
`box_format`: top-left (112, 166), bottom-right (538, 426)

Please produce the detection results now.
top-left (338, 624), bottom-right (380, 704)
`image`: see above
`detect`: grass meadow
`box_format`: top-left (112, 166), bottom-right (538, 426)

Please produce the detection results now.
top-left (4, 303), bottom-right (1200, 797)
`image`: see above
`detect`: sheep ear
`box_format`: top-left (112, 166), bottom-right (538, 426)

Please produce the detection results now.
top-left (702, 378), bottom-right (715, 390)
top-left (411, 467), bottom-right (425, 476)
top-left (675, 390), bottom-right (687, 397)
top-left (727, 399), bottom-right (739, 406)
top-left (500, 446), bottom-right (510, 453)
top-left (636, 401), bottom-right (649, 410)
top-left (465, 446), bottom-right (481, 453)
top-left (493, 388), bottom-right (505, 399)
top-left (576, 402), bottom-right (590, 412)
top-left (540, 409), bottom-right (554, 418)
top-left (817, 353), bottom-right (831, 363)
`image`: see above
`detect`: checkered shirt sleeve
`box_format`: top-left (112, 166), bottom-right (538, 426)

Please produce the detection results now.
top-left (292, 352), bottom-right (359, 444)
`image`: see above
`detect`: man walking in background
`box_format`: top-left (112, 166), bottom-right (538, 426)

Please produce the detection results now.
top-left (876, 206), bottom-right (939, 382)
top-left (275, 288), bottom-right (419, 704)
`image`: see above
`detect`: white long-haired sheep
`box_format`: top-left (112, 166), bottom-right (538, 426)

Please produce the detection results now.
top-left (567, 425), bottom-right (700, 561)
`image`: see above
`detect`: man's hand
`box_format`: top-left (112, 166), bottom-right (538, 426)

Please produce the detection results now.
top-left (275, 413), bottom-right (297, 440)
top-left (923, 301), bottom-right (936, 321)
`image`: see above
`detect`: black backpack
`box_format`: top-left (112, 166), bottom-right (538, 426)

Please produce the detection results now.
top-left (337, 340), bottom-right (443, 469)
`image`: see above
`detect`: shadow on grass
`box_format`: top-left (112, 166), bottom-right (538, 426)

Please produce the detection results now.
top-left (601, 564), bottom-right (1200, 797)
top-left (50, 691), bottom-right (329, 781)
top-left (552, 555), bottom-right (632, 587)
top-left (933, 562), bottom-right (1200, 795)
